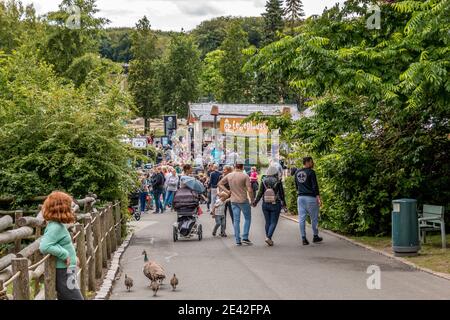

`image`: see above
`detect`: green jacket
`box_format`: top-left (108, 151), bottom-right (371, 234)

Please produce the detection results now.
top-left (39, 221), bottom-right (77, 269)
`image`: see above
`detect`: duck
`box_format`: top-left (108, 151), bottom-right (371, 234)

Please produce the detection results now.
top-left (142, 250), bottom-right (166, 285)
top-left (124, 274), bottom-right (133, 292)
top-left (170, 274), bottom-right (179, 291)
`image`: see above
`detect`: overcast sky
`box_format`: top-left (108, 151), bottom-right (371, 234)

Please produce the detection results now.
top-left (22, 0), bottom-right (342, 31)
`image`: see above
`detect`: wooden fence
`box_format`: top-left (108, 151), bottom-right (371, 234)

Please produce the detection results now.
top-left (0, 199), bottom-right (123, 300)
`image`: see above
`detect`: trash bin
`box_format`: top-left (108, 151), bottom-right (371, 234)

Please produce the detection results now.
top-left (392, 199), bottom-right (420, 257)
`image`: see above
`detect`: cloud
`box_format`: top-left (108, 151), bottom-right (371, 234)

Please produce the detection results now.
top-left (175, 2), bottom-right (224, 17)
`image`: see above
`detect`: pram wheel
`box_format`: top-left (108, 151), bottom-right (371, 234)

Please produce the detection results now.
top-left (198, 224), bottom-right (203, 241)
top-left (173, 226), bottom-right (178, 242)
top-left (134, 211), bottom-right (141, 221)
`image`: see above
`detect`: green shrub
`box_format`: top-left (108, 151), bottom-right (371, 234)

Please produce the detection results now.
top-left (0, 50), bottom-right (138, 205)
top-left (284, 176), bottom-right (298, 215)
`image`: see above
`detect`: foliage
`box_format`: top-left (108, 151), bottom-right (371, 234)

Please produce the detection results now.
top-left (0, 49), bottom-right (137, 204)
top-left (284, 176), bottom-right (298, 215)
top-left (262, 0), bottom-right (285, 45)
top-left (0, 0), bottom-right (42, 53)
top-left (99, 28), bottom-right (133, 63)
top-left (159, 34), bottom-right (202, 117)
top-left (128, 16), bottom-right (163, 131)
top-left (40, 0), bottom-right (108, 75)
top-left (284, 0), bottom-right (305, 32)
top-left (65, 52), bottom-right (123, 87)
top-left (199, 49), bottom-right (225, 101)
top-left (192, 16), bottom-right (264, 57)
top-left (248, 0), bottom-right (450, 235)
top-left (219, 21), bottom-right (252, 103)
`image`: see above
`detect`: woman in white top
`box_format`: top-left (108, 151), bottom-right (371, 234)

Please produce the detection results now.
top-left (164, 168), bottom-right (179, 210)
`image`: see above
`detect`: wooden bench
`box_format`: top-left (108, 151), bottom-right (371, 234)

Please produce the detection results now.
top-left (419, 205), bottom-right (446, 249)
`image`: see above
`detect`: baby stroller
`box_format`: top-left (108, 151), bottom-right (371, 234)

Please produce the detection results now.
top-left (128, 191), bottom-right (141, 221)
top-left (172, 186), bottom-right (203, 242)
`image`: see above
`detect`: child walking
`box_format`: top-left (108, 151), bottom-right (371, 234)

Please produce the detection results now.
top-left (211, 191), bottom-right (230, 237)
top-left (39, 191), bottom-right (84, 300)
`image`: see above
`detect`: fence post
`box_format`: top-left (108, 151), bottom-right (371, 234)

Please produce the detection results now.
top-left (14, 211), bottom-right (23, 253)
top-left (91, 210), bottom-right (103, 279)
top-left (75, 224), bottom-right (87, 298)
top-left (100, 208), bottom-right (108, 267)
top-left (84, 217), bottom-right (96, 292)
top-left (114, 203), bottom-right (122, 246)
top-left (102, 208), bottom-right (111, 262)
top-left (44, 255), bottom-right (56, 300)
top-left (0, 280), bottom-right (6, 300)
top-left (108, 204), bottom-right (117, 253)
top-left (12, 257), bottom-right (30, 300)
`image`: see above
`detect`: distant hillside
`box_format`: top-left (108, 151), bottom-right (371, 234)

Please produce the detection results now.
top-left (99, 16), bottom-right (264, 62)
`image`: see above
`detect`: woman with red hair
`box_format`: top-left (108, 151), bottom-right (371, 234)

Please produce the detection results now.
top-left (39, 191), bottom-right (83, 300)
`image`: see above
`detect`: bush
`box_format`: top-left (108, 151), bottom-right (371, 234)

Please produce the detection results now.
top-left (0, 50), bottom-right (137, 204)
top-left (284, 176), bottom-right (298, 215)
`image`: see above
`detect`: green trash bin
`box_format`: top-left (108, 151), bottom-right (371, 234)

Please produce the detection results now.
top-left (392, 199), bottom-right (420, 257)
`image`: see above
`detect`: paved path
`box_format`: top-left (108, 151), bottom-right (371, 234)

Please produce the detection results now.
top-left (111, 205), bottom-right (450, 300)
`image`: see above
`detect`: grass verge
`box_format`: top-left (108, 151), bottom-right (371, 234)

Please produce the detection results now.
top-left (349, 234), bottom-right (450, 275)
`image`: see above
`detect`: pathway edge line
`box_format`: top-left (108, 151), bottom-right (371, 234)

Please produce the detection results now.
top-left (281, 214), bottom-right (450, 282)
top-left (94, 232), bottom-right (134, 300)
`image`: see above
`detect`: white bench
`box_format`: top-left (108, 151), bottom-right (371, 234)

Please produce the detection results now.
top-left (419, 205), bottom-right (446, 249)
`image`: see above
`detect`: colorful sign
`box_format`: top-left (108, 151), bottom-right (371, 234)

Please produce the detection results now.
top-left (220, 118), bottom-right (269, 136)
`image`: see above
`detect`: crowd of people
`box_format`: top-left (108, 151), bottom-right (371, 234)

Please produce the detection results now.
top-left (36, 155), bottom-right (323, 300)
top-left (133, 155), bottom-right (323, 248)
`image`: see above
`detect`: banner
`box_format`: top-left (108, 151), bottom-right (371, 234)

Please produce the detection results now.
top-left (220, 118), bottom-right (269, 136)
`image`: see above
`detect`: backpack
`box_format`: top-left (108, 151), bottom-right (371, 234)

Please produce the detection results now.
top-left (172, 187), bottom-right (199, 212)
top-left (263, 178), bottom-right (278, 204)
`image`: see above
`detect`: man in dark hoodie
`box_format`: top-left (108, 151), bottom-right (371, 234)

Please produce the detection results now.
top-left (295, 157), bottom-right (323, 245)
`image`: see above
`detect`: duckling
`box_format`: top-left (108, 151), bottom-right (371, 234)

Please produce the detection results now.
top-left (124, 274), bottom-right (133, 292)
top-left (170, 274), bottom-right (179, 291)
top-left (151, 280), bottom-right (160, 297)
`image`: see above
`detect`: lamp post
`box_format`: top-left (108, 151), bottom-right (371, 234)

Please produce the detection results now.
top-left (210, 105), bottom-right (219, 163)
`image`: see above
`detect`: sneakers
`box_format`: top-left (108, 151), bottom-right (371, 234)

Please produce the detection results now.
top-left (236, 242), bottom-right (242, 246)
top-left (242, 239), bottom-right (253, 245)
top-left (265, 238), bottom-right (274, 247)
top-left (313, 235), bottom-right (323, 243)
top-left (302, 236), bottom-right (323, 245)
top-left (220, 234), bottom-right (227, 238)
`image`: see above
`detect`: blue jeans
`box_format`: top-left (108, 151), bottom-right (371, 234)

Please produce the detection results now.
top-left (152, 189), bottom-right (164, 213)
top-left (298, 196), bottom-right (319, 238)
top-left (231, 202), bottom-right (252, 243)
top-left (262, 202), bottom-right (281, 240)
top-left (213, 215), bottom-right (226, 235)
top-left (139, 191), bottom-right (148, 213)
top-left (164, 190), bottom-right (176, 208)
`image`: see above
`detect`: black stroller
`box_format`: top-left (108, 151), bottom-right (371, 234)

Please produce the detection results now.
top-left (172, 186), bottom-right (203, 242)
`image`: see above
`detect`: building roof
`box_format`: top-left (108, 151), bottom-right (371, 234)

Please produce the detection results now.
top-left (189, 103), bottom-right (301, 122)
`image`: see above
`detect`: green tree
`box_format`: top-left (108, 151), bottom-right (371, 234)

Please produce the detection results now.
top-left (65, 52), bottom-right (122, 87)
top-left (128, 16), bottom-right (162, 133)
top-left (284, 0), bottom-right (305, 32)
top-left (0, 49), bottom-right (135, 203)
top-left (41, 0), bottom-right (108, 75)
top-left (159, 34), bottom-right (202, 117)
top-left (247, 0), bottom-right (450, 235)
top-left (0, 0), bottom-right (42, 53)
top-left (219, 21), bottom-right (251, 103)
top-left (262, 0), bottom-right (285, 45)
top-left (199, 49), bottom-right (225, 101)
